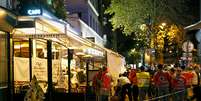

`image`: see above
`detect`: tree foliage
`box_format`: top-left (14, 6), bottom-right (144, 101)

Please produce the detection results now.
top-left (105, 0), bottom-right (196, 63)
top-left (52, 0), bottom-right (67, 20)
top-left (106, 0), bottom-right (191, 36)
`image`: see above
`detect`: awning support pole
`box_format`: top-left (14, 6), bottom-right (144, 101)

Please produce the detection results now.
top-left (47, 40), bottom-right (53, 101)
top-left (7, 32), bottom-right (13, 101)
top-left (29, 38), bottom-right (32, 81)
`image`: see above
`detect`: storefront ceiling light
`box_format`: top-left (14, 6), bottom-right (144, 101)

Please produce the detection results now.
top-left (75, 52), bottom-right (85, 56)
top-left (14, 45), bottom-right (21, 49)
top-left (83, 54), bottom-right (93, 58)
top-left (0, 9), bottom-right (6, 17)
top-left (68, 46), bottom-right (81, 50)
top-left (18, 16), bottom-right (35, 21)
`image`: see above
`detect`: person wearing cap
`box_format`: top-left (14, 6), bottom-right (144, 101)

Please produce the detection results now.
top-left (137, 66), bottom-right (150, 101)
top-left (153, 64), bottom-right (171, 101)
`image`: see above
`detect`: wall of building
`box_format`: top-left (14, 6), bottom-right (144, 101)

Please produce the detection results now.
top-left (65, 0), bottom-right (102, 37)
top-left (0, 31), bottom-right (8, 101)
top-left (65, 0), bottom-right (89, 24)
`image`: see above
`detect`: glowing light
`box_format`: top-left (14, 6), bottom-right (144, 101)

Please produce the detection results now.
top-left (161, 23), bottom-right (166, 26)
top-left (159, 22), bottom-right (167, 29)
top-left (0, 9), bottom-right (6, 17)
top-left (27, 9), bottom-right (41, 15)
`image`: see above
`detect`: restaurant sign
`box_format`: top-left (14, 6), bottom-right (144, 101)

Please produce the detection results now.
top-left (27, 9), bottom-right (42, 15)
top-left (84, 48), bottom-right (104, 57)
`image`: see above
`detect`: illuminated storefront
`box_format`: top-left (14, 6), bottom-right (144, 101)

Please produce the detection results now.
top-left (0, 5), bottom-right (125, 101)
top-left (12, 13), bottom-right (109, 97)
top-left (0, 7), bottom-right (17, 101)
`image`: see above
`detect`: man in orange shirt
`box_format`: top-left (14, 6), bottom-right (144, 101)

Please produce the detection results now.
top-left (128, 69), bottom-right (138, 101)
top-left (153, 64), bottom-right (171, 101)
top-left (172, 67), bottom-right (186, 101)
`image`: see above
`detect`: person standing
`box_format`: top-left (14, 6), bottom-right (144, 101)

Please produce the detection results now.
top-left (153, 64), bottom-right (171, 101)
top-left (137, 66), bottom-right (150, 101)
top-left (92, 68), bottom-right (103, 101)
top-left (172, 67), bottom-right (186, 101)
top-left (99, 66), bottom-right (113, 101)
top-left (118, 72), bottom-right (132, 101)
top-left (128, 69), bottom-right (138, 101)
top-left (189, 65), bottom-right (201, 101)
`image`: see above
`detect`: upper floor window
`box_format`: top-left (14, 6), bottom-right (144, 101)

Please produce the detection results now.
top-left (0, 0), bottom-right (7, 8)
top-left (89, 0), bottom-right (98, 11)
top-left (89, 15), bottom-right (93, 27)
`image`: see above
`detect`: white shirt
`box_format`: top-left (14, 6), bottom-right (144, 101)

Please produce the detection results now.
top-left (118, 76), bottom-right (130, 86)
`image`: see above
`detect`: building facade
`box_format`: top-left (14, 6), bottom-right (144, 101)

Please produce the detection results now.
top-left (0, 0), bottom-right (17, 101)
top-left (65, 0), bottom-right (104, 45)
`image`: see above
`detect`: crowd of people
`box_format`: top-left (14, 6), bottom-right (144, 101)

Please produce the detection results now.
top-left (92, 64), bottom-right (201, 101)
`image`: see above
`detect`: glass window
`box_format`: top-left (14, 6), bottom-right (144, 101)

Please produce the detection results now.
top-left (0, 31), bottom-right (8, 101)
top-left (13, 39), bottom-right (30, 94)
top-left (0, 31), bottom-right (7, 87)
top-left (14, 40), bottom-right (29, 58)
top-left (89, 15), bottom-right (92, 27)
top-left (0, 0), bottom-right (7, 8)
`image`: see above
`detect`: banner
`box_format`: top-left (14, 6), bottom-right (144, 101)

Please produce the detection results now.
top-left (32, 58), bottom-right (61, 83)
top-left (52, 60), bottom-right (60, 83)
top-left (14, 57), bottom-right (61, 83)
top-left (32, 58), bottom-right (47, 81)
top-left (14, 57), bottom-right (30, 81)
top-left (107, 51), bottom-right (125, 85)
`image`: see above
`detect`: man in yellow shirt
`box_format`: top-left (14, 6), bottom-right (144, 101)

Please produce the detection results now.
top-left (137, 66), bottom-right (150, 101)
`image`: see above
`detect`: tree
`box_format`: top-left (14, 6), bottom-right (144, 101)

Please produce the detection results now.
top-left (105, 0), bottom-right (198, 63)
top-left (52, 0), bottom-right (67, 20)
top-left (106, 0), bottom-right (194, 35)
top-left (128, 49), bottom-right (141, 64)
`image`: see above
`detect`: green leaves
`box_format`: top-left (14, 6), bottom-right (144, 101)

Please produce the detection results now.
top-left (106, 0), bottom-right (191, 35)
top-left (52, 0), bottom-right (67, 20)
top-left (106, 0), bottom-right (152, 35)
top-left (105, 0), bottom-right (193, 63)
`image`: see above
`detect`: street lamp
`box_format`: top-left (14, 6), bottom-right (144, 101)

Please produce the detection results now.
top-left (159, 22), bottom-right (166, 30)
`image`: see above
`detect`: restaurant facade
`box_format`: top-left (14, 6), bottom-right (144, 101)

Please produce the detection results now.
top-left (0, 3), bottom-right (125, 101)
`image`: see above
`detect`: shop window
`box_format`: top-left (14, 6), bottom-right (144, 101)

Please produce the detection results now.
top-left (0, 0), bottom-right (7, 8)
top-left (89, 15), bottom-right (92, 27)
top-left (14, 40), bottom-right (29, 58)
top-left (14, 39), bottom-right (30, 94)
top-left (36, 40), bottom-right (47, 59)
top-left (0, 31), bottom-right (8, 88)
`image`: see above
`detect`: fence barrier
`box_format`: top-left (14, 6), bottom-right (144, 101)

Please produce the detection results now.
top-left (144, 89), bottom-right (186, 101)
